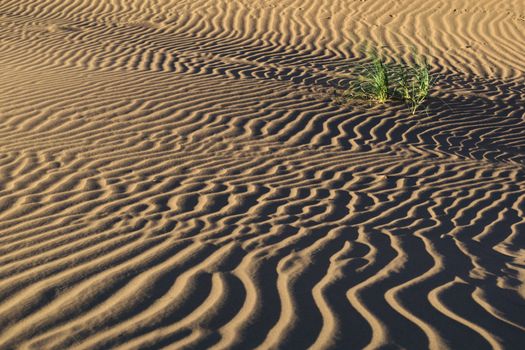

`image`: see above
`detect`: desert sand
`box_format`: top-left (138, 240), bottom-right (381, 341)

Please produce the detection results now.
top-left (0, 0), bottom-right (524, 349)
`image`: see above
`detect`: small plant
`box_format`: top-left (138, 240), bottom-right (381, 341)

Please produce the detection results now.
top-left (365, 56), bottom-right (390, 103)
top-left (396, 57), bottom-right (435, 114)
top-left (342, 49), bottom-right (435, 114)
top-left (346, 52), bottom-right (390, 103)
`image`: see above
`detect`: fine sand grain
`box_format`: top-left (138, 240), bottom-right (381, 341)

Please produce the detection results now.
top-left (0, 0), bottom-right (524, 349)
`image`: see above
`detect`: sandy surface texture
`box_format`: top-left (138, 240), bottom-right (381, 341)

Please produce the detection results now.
top-left (0, 0), bottom-right (524, 349)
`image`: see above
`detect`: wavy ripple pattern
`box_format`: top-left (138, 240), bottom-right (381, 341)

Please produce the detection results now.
top-left (0, 0), bottom-right (524, 349)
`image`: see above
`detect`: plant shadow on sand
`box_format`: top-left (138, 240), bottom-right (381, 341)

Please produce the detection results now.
top-left (328, 70), bottom-right (525, 162)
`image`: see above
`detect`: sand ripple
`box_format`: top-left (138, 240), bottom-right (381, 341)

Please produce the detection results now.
top-left (0, 0), bottom-right (524, 349)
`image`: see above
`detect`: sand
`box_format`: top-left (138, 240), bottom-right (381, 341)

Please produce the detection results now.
top-left (0, 0), bottom-right (524, 349)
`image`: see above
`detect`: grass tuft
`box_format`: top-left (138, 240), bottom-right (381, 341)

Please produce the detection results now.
top-left (343, 49), bottom-right (435, 114)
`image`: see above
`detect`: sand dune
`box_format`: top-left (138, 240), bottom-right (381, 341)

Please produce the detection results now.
top-left (0, 0), bottom-right (524, 349)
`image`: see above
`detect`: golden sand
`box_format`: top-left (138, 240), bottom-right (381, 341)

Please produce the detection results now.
top-left (0, 1), bottom-right (524, 349)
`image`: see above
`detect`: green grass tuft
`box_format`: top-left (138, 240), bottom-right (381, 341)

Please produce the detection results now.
top-left (343, 49), bottom-right (436, 114)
